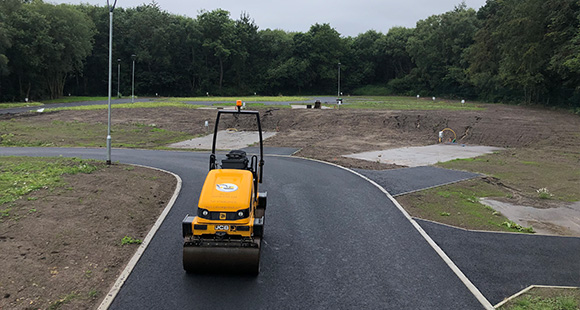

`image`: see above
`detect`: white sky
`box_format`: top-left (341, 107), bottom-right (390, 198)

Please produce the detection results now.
top-left (51, 0), bottom-right (488, 37)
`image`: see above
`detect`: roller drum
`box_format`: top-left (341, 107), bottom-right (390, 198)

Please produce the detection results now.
top-left (183, 244), bottom-right (260, 275)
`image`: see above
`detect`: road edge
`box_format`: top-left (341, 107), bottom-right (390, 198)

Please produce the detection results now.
top-left (97, 164), bottom-right (182, 310)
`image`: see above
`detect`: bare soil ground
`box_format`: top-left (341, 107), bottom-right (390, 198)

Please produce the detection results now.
top-left (1, 103), bottom-right (579, 309)
top-left (6, 103), bottom-right (578, 168)
top-left (0, 164), bottom-right (176, 310)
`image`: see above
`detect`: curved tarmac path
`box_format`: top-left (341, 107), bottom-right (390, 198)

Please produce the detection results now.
top-left (1, 147), bottom-right (485, 309)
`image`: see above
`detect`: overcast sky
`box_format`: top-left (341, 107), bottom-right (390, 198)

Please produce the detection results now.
top-left (50, 0), bottom-right (488, 37)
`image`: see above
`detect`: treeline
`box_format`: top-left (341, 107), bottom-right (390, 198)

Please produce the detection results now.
top-left (0, 0), bottom-right (579, 108)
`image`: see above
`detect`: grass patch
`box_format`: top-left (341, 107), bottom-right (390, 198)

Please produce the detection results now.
top-left (0, 157), bottom-right (101, 207)
top-left (439, 148), bottom-right (580, 203)
top-left (339, 96), bottom-right (485, 111)
top-left (47, 100), bottom-right (203, 111)
top-left (0, 102), bottom-right (44, 109)
top-left (121, 235), bottom-right (142, 245)
top-left (498, 287), bottom-right (580, 310)
top-left (170, 96), bottom-right (310, 102)
top-left (396, 178), bottom-right (533, 233)
top-left (0, 119), bottom-right (195, 148)
top-left (41, 96), bottom-right (109, 104)
top-left (48, 291), bottom-right (80, 310)
top-left (47, 289), bottom-right (101, 310)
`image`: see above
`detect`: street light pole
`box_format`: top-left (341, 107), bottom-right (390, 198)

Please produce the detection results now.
top-left (106, 0), bottom-right (117, 165)
top-left (131, 54), bottom-right (136, 103)
top-left (117, 58), bottom-right (121, 98)
top-left (337, 62), bottom-right (341, 98)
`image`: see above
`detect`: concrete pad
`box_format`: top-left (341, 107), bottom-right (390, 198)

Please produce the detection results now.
top-left (344, 144), bottom-right (503, 167)
top-left (480, 198), bottom-right (580, 237)
top-left (169, 130), bottom-right (277, 150)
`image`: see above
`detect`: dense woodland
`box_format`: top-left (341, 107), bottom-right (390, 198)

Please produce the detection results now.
top-left (0, 0), bottom-right (579, 108)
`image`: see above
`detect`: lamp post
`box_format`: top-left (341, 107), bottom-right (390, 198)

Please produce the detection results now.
top-left (106, 0), bottom-right (117, 165)
top-left (117, 58), bottom-right (121, 98)
top-left (337, 62), bottom-right (341, 98)
top-left (131, 54), bottom-right (136, 103)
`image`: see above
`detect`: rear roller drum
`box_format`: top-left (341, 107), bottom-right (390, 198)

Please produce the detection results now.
top-left (183, 245), bottom-right (260, 275)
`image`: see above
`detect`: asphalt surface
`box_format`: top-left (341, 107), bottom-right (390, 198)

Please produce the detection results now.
top-left (355, 166), bottom-right (480, 196)
top-left (2, 147), bottom-right (579, 309)
top-left (242, 146), bottom-right (299, 156)
top-left (1, 147), bottom-right (483, 309)
top-left (418, 219), bottom-right (580, 305)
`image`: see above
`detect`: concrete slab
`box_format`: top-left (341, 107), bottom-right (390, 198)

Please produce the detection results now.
top-left (344, 144), bottom-right (503, 167)
top-left (168, 130), bottom-right (277, 150)
top-left (480, 198), bottom-right (580, 237)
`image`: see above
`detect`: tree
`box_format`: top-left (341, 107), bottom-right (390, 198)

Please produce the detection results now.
top-left (347, 30), bottom-right (384, 88)
top-left (41, 3), bottom-right (95, 99)
top-left (407, 3), bottom-right (479, 97)
top-left (4, 1), bottom-right (94, 99)
top-left (381, 27), bottom-right (414, 80)
top-left (197, 9), bottom-right (235, 92)
top-left (230, 12), bottom-right (259, 93)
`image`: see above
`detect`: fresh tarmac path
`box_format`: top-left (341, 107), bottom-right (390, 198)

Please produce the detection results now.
top-left (355, 166), bottom-right (480, 196)
top-left (1, 147), bottom-right (484, 309)
top-left (419, 219), bottom-right (580, 305)
top-left (1, 147), bottom-right (578, 308)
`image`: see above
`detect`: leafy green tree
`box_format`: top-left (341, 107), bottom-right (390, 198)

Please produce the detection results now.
top-left (197, 9), bottom-right (235, 92)
top-left (41, 3), bottom-right (95, 99)
top-left (346, 30), bottom-right (384, 88)
top-left (257, 29), bottom-right (294, 94)
top-left (0, 10), bottom-right (11, 76)
top-left (230, 12), bottom-right (259, 93)
top-left (407, 3), bottom-right (479, 97)
top-left (381, 27), bottom-right (414, 80)
top-left (4, 1), bottom-right (94, 99)
top-left (468, 0), bottom-right (580, 106)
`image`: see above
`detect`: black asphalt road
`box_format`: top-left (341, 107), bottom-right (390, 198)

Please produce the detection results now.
top-left (418, 219), bottom-right (580, 305)
top-left (242, 146), bottom-right (299, 156)
top-left (0, 147), bottom-right (484, 309)
top-left (355, 166), bottom-right (479, 196)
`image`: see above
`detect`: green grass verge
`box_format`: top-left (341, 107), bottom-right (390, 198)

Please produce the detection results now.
top-left (498, 287), bottom-right (580, 310)
top-left (0, 119), bottom-right (195, 148)
top-left (397, 145), bottom-right (579, 233)
top-left (0, 157), bottom-right (101, 208)
top-left (41, 96), bottom-right (109, 104)
top-left (438, 148), bottom-right (580, 202)
top-left (47, 101), bottom-right (203, 111)
top-left (0, 102), bottom-right (44, 109)
top-left (339, 96), bottom-right (485, 111)
top-left (396, 178), bottom-right (533, 233)
top-left (169, 96), bottom-right (310, 102)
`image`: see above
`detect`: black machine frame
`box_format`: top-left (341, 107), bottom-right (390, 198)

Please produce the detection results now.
top-left (209, 109), bottom-right (264, 186)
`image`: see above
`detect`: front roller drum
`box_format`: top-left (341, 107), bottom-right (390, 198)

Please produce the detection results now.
top-left (183, 245), bottom-right (260, 275)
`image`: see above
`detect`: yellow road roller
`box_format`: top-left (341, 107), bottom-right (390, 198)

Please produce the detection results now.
top-left (182, 105), bottom-right (266, 274)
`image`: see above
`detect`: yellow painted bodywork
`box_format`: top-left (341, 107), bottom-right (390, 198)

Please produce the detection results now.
top-left (199, 169), bottom-right (253, 211)
top-left (193, 169), bottom-right (256, 237)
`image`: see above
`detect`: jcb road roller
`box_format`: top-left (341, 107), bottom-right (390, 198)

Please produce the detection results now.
top-left (182, 103), bottom-right (267, 275)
